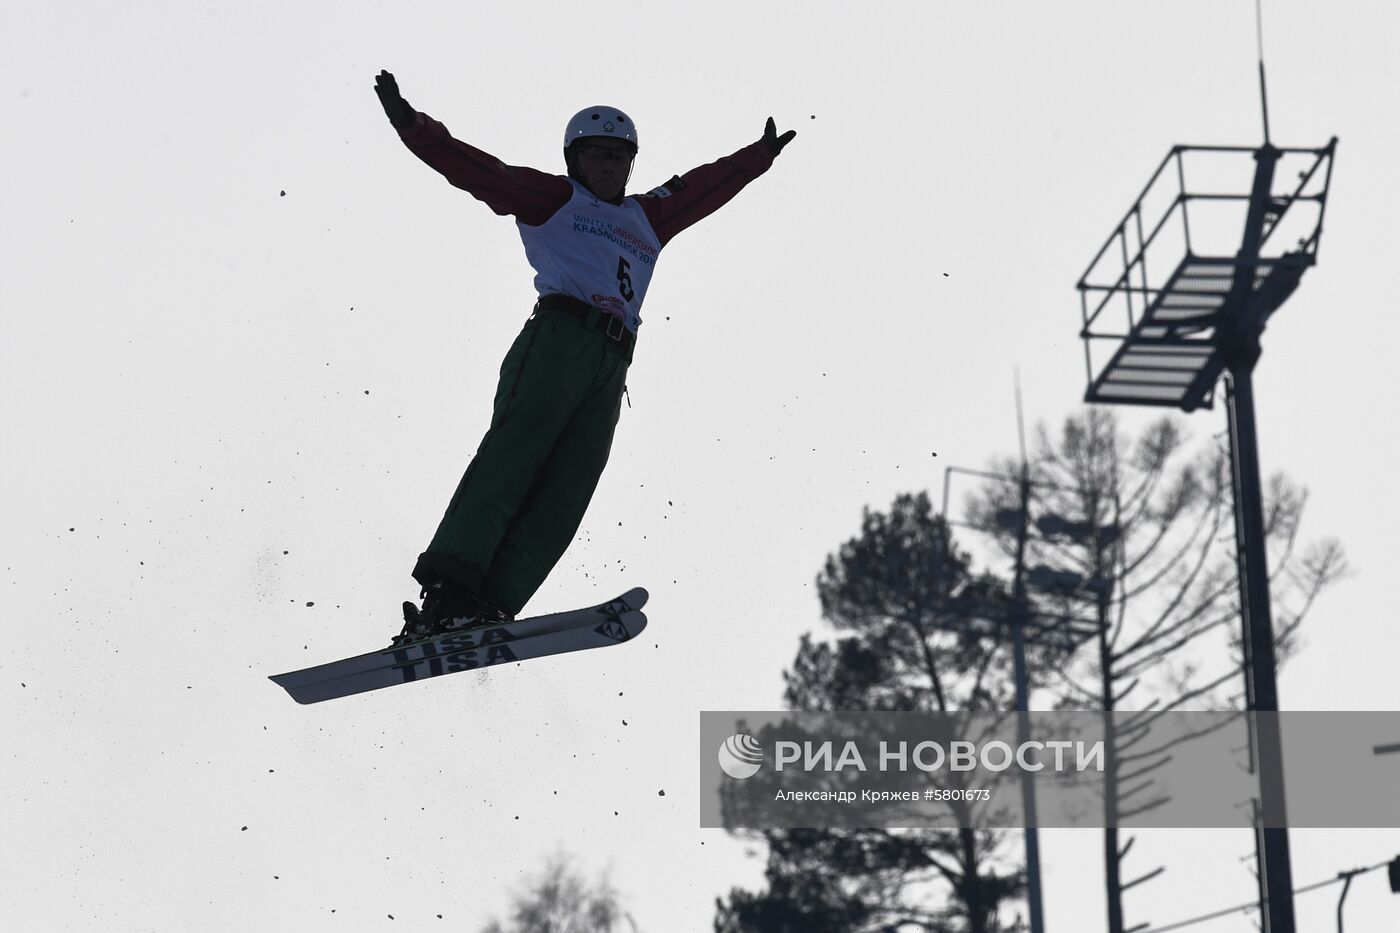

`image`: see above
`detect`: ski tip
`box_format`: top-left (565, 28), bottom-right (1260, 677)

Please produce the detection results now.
top-left (272, 680), bottom-right (327, 705)
top-left (617, 608), bottom-right (647, 639)
top-left (270, 673), bottom-right (326, 704)
top-left (615, 586), bottom-right (649, 612)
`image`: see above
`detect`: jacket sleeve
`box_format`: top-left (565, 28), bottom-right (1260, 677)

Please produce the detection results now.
top-left (634, 140), bottom-right (778, 248)
top-left (396, 111), bottom-right (573, 226)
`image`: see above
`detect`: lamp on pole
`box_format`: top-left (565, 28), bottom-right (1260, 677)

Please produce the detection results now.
top-left (944, 464), bottom-right (1111, 933)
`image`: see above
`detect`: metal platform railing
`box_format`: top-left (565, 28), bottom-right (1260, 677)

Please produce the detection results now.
top-left (1077, 140), bottom-right (1336, 411)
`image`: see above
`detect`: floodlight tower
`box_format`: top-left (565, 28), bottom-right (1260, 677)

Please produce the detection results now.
top-left (1073, 46), bottom-right (1336, 933)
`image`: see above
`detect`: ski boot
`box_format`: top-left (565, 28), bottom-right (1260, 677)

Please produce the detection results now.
top-left (426, 592), bottom-right (515, 634)
top-left (391, 581), bottom-right (512, 647)
top-left (391, 599), bottom-right (433, 648)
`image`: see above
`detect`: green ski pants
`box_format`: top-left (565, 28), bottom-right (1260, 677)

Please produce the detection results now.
top-left (412, 308), bottom-right (631, 615)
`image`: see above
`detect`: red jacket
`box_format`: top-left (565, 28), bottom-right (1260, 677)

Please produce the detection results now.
top-left (396, 111), bottom-right (777, 248)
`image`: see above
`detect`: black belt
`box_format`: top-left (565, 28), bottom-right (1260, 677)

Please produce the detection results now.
top-left (534, 293), bottom-right (636, 354)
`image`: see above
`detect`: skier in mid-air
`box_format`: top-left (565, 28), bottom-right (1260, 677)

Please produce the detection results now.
top-left (373, 71), bottom-right (796, 645)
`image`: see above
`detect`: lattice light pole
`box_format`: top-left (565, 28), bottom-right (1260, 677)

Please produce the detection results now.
top-left (1076, 122), bottom-right (1336, 933)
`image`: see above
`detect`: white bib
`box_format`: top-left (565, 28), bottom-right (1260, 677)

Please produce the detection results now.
top-left (517, 180), bottom-right (661, 333)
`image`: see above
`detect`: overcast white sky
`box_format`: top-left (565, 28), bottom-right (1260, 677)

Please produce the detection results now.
top-left (4, 0), bottom-right (1398, 930)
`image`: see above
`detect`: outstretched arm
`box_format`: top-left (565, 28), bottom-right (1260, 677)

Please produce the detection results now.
top-left (637, 117), bottom-right (796, 248)
top-left (373, 70), bottom-right (572, 225)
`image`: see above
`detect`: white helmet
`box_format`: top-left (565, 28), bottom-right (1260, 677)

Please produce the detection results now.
top-left (563, 106), bottom-right (639, 152)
